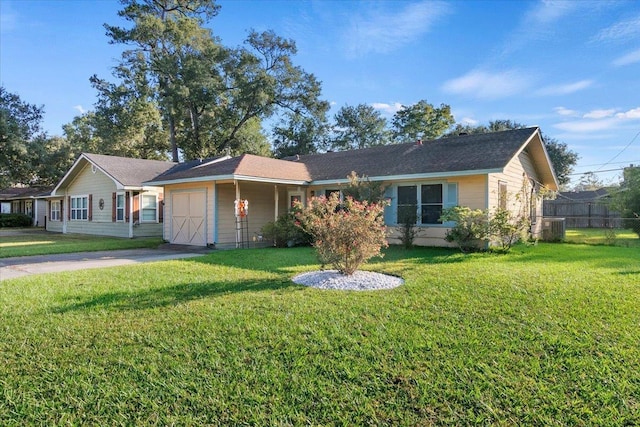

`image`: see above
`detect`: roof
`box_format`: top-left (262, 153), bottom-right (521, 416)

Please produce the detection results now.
top-left (53, 153), bottom-right (176, 195)
top-left (295, 127), bottom-right (544, 181)
top-left (0, 186), bottom-right (54, 200)
top-left (557, 188), bottom-right (612, 201)
top-left (151, 153), bottom-right (311, 184)
top-left (147, 127), bottom-right (558, 190)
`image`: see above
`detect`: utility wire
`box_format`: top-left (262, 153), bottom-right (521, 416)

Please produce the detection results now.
top-left (595, 129), bottom-right (640, 172)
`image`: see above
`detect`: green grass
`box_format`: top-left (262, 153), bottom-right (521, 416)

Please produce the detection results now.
top-left (1, 244), bottom-right (639, 425)
top-left (565, 227), bottom-right (640, 247)
top-left (0, 231), bottom-right (163, 258)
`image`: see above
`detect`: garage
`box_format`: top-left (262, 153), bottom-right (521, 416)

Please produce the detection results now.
top-left (170, 190), bottom-right (206, 246)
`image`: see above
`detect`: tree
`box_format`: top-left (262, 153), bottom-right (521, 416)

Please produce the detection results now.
top-left (272, 111), bottom-right (329, 158)
top-left (391, 100), bottom-right (454, 143)
top-left (611, 166), bottom-right (640, 237)
top-left (573, 172), bottom-right (604, 191)
top-left (446, 119), bottom-right (578, 187)
top-left (102, 2), bottom-right (329, 161)
top-left (0, 86), bottom-right (47, 187)
top-left (330, 104), bottom-right (389, 150)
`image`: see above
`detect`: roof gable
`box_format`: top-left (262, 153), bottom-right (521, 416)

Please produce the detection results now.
top-left (53, 153), bottom-right (176, 195)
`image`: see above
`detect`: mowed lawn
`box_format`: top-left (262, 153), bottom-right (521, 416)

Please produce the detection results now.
top-left (1, 243), bottom-right (639, 425)
top-left (0, 230), bottom-right (163, 258)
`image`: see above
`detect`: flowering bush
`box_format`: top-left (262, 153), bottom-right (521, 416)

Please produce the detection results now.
top-left (295, 193), bottom-right (388, 275)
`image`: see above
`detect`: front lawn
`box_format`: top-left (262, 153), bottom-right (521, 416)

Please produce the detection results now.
top-left (1, 244), bottom-right (638, 425)
top-left (0, 231), bottom-right (163, 258)
top-left (565, 227), bottom-right (639, 247)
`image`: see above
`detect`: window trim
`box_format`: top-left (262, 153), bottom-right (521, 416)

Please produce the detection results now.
top-left (140, 193), bottom-right (158, 223)
top-left (70, 195), bottom-right (89, 221)
top-left (116, 192), bottom-right (126, 222)
top-left (51, 200), bottom-right (61, 221)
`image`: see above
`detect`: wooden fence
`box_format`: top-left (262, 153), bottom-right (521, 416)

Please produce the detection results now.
top-left (543, 200), bottom-right (622, 228)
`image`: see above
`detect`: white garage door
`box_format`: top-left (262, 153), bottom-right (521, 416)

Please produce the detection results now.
top-left (171, 190), bottom-right (206, 246)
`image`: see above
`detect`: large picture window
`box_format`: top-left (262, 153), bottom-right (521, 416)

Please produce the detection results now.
top-left (141, 194), bottom-right (157, 222)
top-left (116, 193), bottom-right (125, 222)
top-left (396, 184), bottom-right (447, 225)
top-left (51, 200), bottom-right (61, 221)
top-left (70, 196), bottom-right (88, 220)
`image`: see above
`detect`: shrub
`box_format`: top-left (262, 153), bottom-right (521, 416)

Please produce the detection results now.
top-left (397, 204), bottom-right (418, 249)
top-left (261, 213), bottom-right (311, 248)
top-left (295, 193), bottom-right (388, 275)
top-left (342, 171), bottom-right (386, 204)
top-left (440, 206), bottom-right (489, 253)
top-left (0, 213), bottom-right (33, 228)
top-left (488, 207), bottom-right (531, 252)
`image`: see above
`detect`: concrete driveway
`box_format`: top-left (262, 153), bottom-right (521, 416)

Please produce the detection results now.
top-left (0, 248), bottom-right (207, 281)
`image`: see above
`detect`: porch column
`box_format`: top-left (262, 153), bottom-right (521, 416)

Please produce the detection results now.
top-left (274, 185), bottom-right (279, 220)
top-left (128, 191), bottom-right (134, 238)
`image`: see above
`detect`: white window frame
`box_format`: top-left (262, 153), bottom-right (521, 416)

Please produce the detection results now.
top-left (70, 195), bottom-right (89, 221)
top-left (116, 192), bottom-right (125, 222)
top-left (288, 191), bottom-right (305, 210)
top-left (51, 200), bottom-right (61, 221)
top-left (140, 193), bottom-right (158, 223)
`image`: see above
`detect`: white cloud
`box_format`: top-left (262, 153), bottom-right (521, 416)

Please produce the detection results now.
top-left (554, 118), bottom-right (618, 133)
top-left (526, 0), bottom-right (579, 26)
top-left (613, 48), bottom-right (640, 67)
top-left (536, 79), bottom-right (593, 96)
top-left (616, 107), bottom-right (640, 120)
top-left (73, 105), bottom-right (86, 114)
top-left (372, 102), bottom-right (403, 115)
top-left (460, 117), bottom-right (479, 126)
top-left (583, 109), bottom-right (616, 119)
top-left (554, 107), bottom-right (640, 133)
top-left (442, 69), bottom-right (532, 99)
top-left (343, 1), bottom-right (450, 57)
top-left (554, 106), bottom-right (579, 117)
top-left (592, 14), bottom-right (640, 43)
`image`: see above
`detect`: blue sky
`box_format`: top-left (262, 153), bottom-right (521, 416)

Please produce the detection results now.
top-left (2, 0), bottom-right (639, 186)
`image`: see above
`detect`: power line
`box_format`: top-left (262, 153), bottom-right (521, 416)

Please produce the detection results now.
top-left (595, 129), bottom-right (640, 172)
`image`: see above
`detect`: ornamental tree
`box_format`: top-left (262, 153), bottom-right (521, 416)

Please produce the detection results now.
top-left (295, 193), bottom-right (388, 275)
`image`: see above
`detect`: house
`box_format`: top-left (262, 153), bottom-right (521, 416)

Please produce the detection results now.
top-left (146, 127), bottom-right (558, 248)
top-left (47, 153), bottom-right (177, 238)
top-left (0, 186), bottom-right (53, 227)
top-left (543, 188), bottom-right (620, 228)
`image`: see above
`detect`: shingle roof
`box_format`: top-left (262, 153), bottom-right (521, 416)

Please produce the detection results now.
top-left (83, 153), bottom-right (176, 187)
top-left (0, 187), bottom-right (53, 199)
top-left (295, 127), bottom-right (539, 181)
top-left (151, 153), bottom-right (311, 183)
top-left (146, 127), bottom-right (555, 188)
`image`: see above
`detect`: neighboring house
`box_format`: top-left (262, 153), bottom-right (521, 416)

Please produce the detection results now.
top-left (0, 186), bottom-right (53, 227)
top-left (543, 188), bottom-right (621, 228)
top-left (47, 153), bottom-right (176, 238)
top-left (147, 127), bottom-right (558, 248)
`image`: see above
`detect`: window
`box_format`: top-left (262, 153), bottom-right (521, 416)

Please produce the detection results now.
top-left (51, 200), bottom-right (61, 221)
top-left (25, 201), bottom-right (33, 217)
top-left (141, 194), bottom-right (157, 222)
top-left (529, 179), bottom-right (537, 224)
top-left (421, 184), bottom-right (443, 224)
top-left (498, 181), bottom-right (508, 210)
top-left (397, 184), bottom-right (447, 225)
top-left (71, 196), bottom-right (88, 220)
top-left (325, 189), bottom-right (340, 199)
top-left (116, 193), bottom-right (125, 222)
top-left (397, 185), bottom-right (417, 224)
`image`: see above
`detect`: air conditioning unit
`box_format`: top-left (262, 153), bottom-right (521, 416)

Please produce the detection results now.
top-left (541, 218), bottom-right (566, 242)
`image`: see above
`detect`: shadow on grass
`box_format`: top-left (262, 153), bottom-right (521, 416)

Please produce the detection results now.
top-left (53, 276), bottom-right (302, 313)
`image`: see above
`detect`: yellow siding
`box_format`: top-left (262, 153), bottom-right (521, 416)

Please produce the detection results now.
top-left (61, 163), bottom-right (164, 238)
top-left (457, 175), bottom-right (487, 209)
top-left (216, 183), bottom-right (237, 246)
